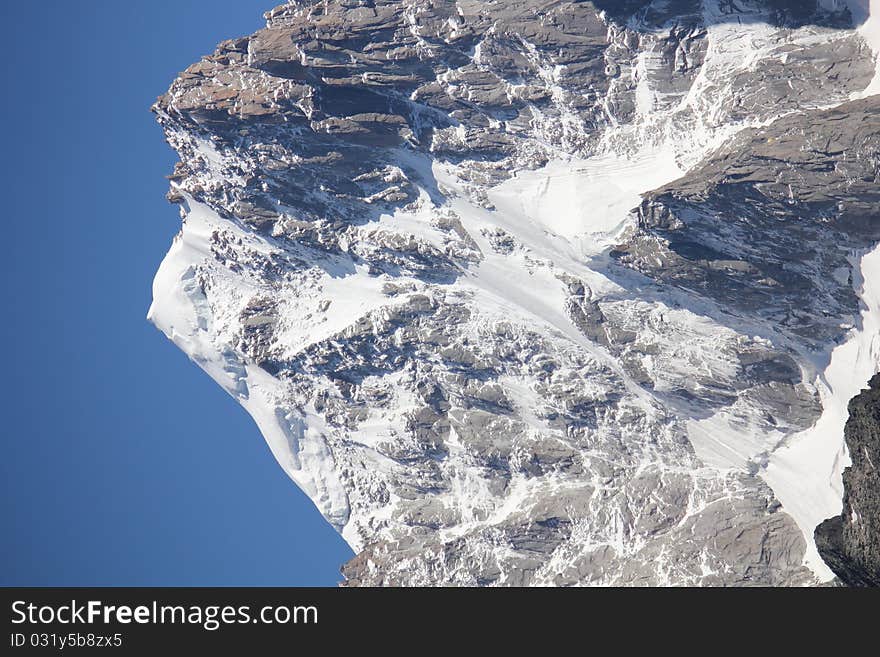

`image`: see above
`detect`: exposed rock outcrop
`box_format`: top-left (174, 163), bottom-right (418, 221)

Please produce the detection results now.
top-left (815, 374), bottom-right (880, 587)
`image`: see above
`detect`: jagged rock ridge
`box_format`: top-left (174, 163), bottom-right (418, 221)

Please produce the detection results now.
top-left (815, 374), bottom-right (880, 587)
top-left (149, 0), bottom-right (880, 585)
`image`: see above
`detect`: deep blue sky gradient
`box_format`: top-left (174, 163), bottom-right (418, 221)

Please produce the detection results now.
top-left (0, 1), bottom-right (353, 585)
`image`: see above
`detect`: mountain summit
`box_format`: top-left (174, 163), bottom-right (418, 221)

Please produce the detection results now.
top-left (150, 0), bottom-right (880, 585)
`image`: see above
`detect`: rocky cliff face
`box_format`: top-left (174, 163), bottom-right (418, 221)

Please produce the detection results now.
top-left (815, 374), bottom-right (880, 587)
top-left (149, 0), bottom-right (880, 585)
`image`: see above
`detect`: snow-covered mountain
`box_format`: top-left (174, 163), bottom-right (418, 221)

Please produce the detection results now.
top-left (149, 0), bottom-right (880, 585)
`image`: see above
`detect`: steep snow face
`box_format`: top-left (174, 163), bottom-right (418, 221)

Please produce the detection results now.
top-left (149, 198), bottom-right (352, 531)
top-left (486, 150), bottom-right (685, 250)
top-left (150, 0), bottom-right (880, 585)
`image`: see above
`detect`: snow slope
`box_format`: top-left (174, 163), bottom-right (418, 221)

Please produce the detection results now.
top-left (148, 198), bottom-right (352, 533)
top-left (487, 150), bottom-right (683, 247)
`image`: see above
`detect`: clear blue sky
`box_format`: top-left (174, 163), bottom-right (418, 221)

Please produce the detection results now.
top-left (0, 1), bottom-right (353, 585)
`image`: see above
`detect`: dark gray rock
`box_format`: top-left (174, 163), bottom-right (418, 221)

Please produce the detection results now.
top-left (815, 374), bottom-right (880, 587)
top-left (612, 96), bottom-right (880, 350)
